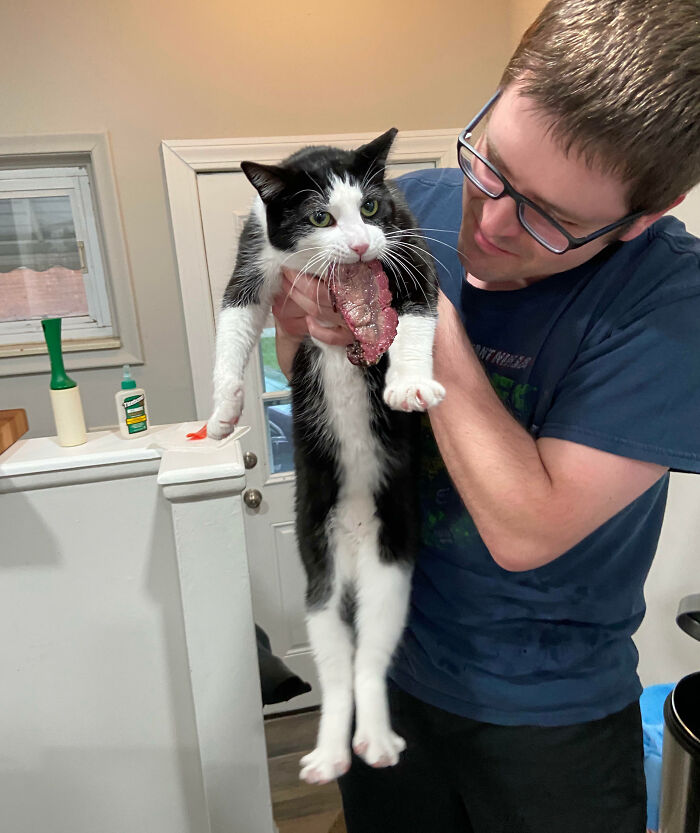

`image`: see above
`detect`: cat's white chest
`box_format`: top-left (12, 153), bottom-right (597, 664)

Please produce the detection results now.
top-left (316, 344), bottom-right (385, 501)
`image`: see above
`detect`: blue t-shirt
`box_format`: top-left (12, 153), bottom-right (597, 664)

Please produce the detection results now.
top-left (390, 168), bottom-right (700, 726)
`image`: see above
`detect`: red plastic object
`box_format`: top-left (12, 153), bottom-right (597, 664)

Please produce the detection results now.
top-left (186, 424), bottom-right (208, 440)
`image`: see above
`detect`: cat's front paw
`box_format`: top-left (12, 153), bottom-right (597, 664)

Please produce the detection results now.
top-left (206, 387), bottom-right (244, 440)
top-left (352, 727), bottom-right (406, 768)
top-left (299, 744), bottom-right (351, 785)
top-left (383, 377), bottom-right (445, 412)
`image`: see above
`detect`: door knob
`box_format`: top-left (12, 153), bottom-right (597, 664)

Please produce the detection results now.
top-left (243, 451), bottom-right (258, 469)
top-left (243, 488), bottom-right (263, 509)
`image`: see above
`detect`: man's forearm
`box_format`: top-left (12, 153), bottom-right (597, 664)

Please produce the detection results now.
top-left (429, 293), bottom-right (668, 569)
top-left (428, 293), bottom-right (568, 570)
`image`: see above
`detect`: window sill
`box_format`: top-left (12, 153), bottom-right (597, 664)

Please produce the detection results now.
top-left (0, 338), bottom-right (143, 375)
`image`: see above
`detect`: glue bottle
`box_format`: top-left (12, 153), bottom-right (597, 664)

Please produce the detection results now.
top-left (115, 365), bottom-right (149, 439)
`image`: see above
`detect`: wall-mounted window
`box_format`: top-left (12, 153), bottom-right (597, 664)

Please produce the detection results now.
top-left (0, 134), bottom-right (142, 376)
top-left (0, 166), bottom-right (114, 350)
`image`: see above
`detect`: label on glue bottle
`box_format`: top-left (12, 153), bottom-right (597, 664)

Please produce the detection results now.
top-left (116, 365), bottom-right (149, 439)
top-left (121, 392), bottom-right (148, 434)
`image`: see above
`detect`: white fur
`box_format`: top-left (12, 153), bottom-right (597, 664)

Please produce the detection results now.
top-left (384, 314), bottom-right (445, 411)
top-left (323, 176), bottom-right (387, 263)
top-left (299, 345), bottom-right (413, 784)
top-left (207, 305), bottom-right (267, 439)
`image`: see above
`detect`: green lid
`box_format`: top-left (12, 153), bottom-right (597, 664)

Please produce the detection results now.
top-left (121, 364), bottom-right (137, 389)
top-left (41, 318), bottom-right (77, 390)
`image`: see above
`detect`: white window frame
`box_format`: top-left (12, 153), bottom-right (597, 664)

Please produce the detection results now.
top-left (0, 133), bottom-right (142, 376)
top-left (0, 166), bottom-right (113, 346)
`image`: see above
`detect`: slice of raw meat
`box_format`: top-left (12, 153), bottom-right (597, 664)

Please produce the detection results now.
top-left (328, 260), bottom-right (398, 366)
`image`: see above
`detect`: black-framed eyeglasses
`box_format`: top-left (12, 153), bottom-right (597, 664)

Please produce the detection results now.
top-left (457, 90), bottom-right (645, 254)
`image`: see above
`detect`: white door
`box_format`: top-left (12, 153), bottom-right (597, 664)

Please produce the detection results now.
top-left (163, 130), bottom-right (459, 714)
top-left (197, 169), bottom-right (315, 712)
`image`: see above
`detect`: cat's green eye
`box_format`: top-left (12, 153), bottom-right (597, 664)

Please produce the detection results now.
top-left (361, 199), bottom-right (379, 218)
top-left (309, 211), bottom-right (333, 228)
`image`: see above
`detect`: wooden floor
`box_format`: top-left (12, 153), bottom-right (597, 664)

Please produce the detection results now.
top-left (265, 708), bottom-right (345, 833)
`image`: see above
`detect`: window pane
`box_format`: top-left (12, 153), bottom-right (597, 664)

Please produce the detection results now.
top-left (264, 397), bottom-right (295, 474)
top-left (0, 195), bottom-right (88, 322)
top-left (0, 195), bottom-right (80, 271)
top-left (260, 326), bottom-right (289, 393)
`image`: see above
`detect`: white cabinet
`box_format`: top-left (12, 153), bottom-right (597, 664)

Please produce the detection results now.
top-left (0, 424), bottom-right (275, 833)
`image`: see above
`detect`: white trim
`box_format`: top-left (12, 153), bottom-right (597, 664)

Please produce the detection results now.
top-left (0, 169), bottom-right (115, 346)
top-left (161, 128), bottom-right (460, 419)
top-left (77, 171), bottom-right (112, 326)
top-left (0, 132), bottom-right (143, 375)
top-left (0, 165), bottom-right (86, 181)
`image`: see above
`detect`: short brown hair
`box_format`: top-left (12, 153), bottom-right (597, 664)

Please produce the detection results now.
top-left (501, 0), bottom-right (700, 213)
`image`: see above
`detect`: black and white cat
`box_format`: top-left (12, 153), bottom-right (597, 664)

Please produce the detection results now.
top-left (207, 129), bottom-right (444, 784)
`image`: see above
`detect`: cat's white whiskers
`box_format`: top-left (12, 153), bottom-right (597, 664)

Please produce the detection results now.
top-left (279, 246), bottom-right (327, 277)
top-left (275, 251), bottom-right (330, 317)
top-left (385, 229), bottom-right (466, 259)
top-left (383, 240), bottom-right (430, 280)
top-left (382, 249), bottom-right (433, 310)
top-left (386, 225), bottom-right (458, 235)
top-left (281, 244), bottom-right (326, 260)
top-left (361, 165), bottom-right (386, 191)
top-left (298, 251), bottom-right (329, 275)
top-left (381, 254), bottom-right (414, 303)
top-left (305, 171), bottom-right (328, 202)
top-left (384, 228), bottom-right (451, 244)
top-left (293, 187), bottom-right (325, 202)
top-left (314, 257), bottom-right (337, 311)
top-left (386, 238), bottom-right (453, 283)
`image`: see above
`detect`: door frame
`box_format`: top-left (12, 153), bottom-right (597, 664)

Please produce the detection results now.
top-left (161, 128), bottom-right (460, 418)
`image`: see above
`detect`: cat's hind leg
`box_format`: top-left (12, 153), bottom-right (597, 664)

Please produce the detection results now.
top-left (352, 544), bottom-right (412, 768)
top-left (300, 592), bottom-right (355, 785)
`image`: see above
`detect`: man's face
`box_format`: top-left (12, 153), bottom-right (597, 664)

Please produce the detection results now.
top-left (457, 85), bottom-right (634, 288)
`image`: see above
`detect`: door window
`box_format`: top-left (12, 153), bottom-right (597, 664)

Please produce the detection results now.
top-left (259, 325), bottom-right (294, 474)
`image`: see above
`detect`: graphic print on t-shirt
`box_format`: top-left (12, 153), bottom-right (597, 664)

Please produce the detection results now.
top-left (420, 365), bottom-right (538, 551)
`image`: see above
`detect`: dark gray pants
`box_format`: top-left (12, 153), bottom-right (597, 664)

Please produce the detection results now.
top-left (338, 683), bottom-right (647, 833)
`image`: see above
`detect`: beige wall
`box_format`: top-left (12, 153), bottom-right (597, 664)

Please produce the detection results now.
top-left (1, 0), bottom-right (534, 438)
top-left (510, 0), bottom-right (546, 46)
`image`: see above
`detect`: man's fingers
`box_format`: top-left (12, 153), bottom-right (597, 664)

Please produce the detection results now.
top-left (272, 292), bottom-right (306, 321)
top-left (285, 283), bottom-right (345, 328)
top-left (276, 268), bottom-right (352, 345)
top-left (282, 272), bottom-right (336, 314)
top-left (306, 316), bottom-right (354, 347)
top-left (277, 317), bottom-right (312, 339)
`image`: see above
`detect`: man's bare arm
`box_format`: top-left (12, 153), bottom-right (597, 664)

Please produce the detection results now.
top-left (430, 292), bottom-right (668, 570)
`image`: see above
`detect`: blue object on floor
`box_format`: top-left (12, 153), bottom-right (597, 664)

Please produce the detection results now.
top-left (640, 683), bottom-right (675, 832)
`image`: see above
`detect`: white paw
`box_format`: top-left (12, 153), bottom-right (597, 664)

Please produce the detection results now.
top-left (299, 744), bottom-right (351, 785)
top-left (352, 727), bottom-right (406, 768)
top-left (383, 377), bottom-right (445, 412)
top-left (206, 387), bottom-right (244, 440)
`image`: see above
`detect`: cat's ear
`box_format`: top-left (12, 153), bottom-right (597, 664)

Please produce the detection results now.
top-left (241, 161), bottom-right (288, 204)
top-left (354, 128), bottom-right (399, 181)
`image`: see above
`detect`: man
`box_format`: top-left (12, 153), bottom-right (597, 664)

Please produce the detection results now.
top-left (274, 0), bottom-right (700, 830)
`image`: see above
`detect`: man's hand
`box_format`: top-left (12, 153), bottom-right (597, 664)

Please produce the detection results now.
top-left (272, 268), bottom-right (353, 377)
